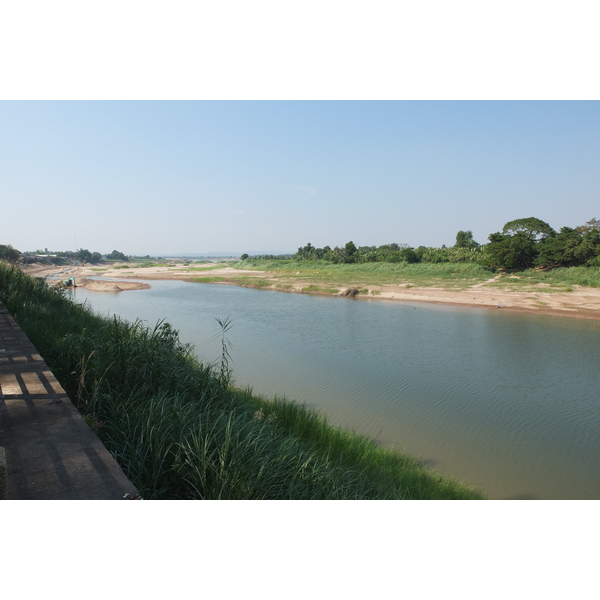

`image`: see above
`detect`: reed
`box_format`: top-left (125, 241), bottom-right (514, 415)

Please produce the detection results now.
top-left (0, 262), bottom-right (485, 500)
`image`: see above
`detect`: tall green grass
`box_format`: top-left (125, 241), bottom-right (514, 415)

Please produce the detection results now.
top-left (0, 262), bottom-right (484, 499)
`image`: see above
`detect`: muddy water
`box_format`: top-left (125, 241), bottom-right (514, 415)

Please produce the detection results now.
top-left (74, 280), bottom-right (600, 499)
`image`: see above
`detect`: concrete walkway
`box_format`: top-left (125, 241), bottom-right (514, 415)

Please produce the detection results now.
top-left (0, 304), bottom-right (139, 500)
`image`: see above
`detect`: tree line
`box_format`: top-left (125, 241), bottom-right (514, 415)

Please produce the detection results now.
top-left (481, 217), bottom-right (600, 270)
top-left (242, 217), bottom-right (600, 271)
top-left (0, 246), bottom-right (132, 265)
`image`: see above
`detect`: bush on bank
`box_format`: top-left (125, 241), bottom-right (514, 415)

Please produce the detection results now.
top-left (0, 262), bottom-right (484, 499)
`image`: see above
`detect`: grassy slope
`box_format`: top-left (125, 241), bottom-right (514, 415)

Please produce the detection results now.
top-left (0, 263), bottom-right (484, 500)
top-left (233, 259), bottom-right (600, 294)
top-left (233, 259), bottom-right (493, 293)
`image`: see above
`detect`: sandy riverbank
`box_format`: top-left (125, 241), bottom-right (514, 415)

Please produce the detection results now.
top-left (22, 261), bottom-right (600, 320)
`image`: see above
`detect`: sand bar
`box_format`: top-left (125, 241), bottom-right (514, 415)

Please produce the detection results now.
top-left (22, 262), bottom-right (600, 321)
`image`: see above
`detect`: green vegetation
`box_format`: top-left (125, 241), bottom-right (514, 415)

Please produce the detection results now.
top-left (106, 250), bottom-right (129, 262)
top-left (0, 262), bottom-right (484, 500)
top-left (0, 244), bottom-right (20, 263)
top-left (237, 259), bottom-right (493, 291)
top-left (301, 285), bottom-right (340, 294)
top-left (488, 266), bottom-right (600, 290)
top-left (454, 230), bottom-right (480, 249)
top-left (480, 218), bottom-right (600, 270)
top-left (235, 258), bottom-right (600, 296)
top-left (190, 277), bottom-right (224, 283)
top-left (241, 216), bottom-right (600, 274)
top-left (171, 265), bottom-right (223, 272)
top-left (230, 217), bottom-right (600, 299)
top-left (19, 247), bottom-right (130, 265)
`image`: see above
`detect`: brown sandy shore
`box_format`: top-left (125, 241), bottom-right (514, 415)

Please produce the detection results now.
top-left (22, 262), bottom-right (600, 321)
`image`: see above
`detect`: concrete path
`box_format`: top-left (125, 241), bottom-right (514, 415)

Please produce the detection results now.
top-left (0, 304), bottom-right (140, 500)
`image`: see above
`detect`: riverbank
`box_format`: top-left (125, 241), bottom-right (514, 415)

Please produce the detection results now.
top-left (22, 260), bottom-right (600, 320)
top-left (1, 263), bottom-right (484, 499)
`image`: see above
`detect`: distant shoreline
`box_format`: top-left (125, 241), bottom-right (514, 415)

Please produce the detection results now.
top-left (22, 261), bottom-right (600, 321)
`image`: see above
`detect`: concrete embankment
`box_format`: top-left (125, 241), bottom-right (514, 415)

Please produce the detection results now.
top-left (0, 304), bottom-right (139, 500)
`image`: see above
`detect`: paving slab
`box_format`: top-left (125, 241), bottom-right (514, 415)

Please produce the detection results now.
top-left (0, 304), bottom-right (140, 500)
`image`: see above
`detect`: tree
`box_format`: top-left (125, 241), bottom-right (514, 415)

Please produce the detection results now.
top-left (480, 218), bottom-right (556, 270)
top-left (455, 230), bottom-right (479, 248)
top-left (502, 217), bottom-right (555, 241)
top-left (107, 250), bottom-right (129, 262)
top-left (344, 241), bottom-right (357, 263)
top-left (76, 248), bottom-right (92, 264)
top-left (481, 232), bottom-right (537, 270)
top-left (577, 229), bottom-right (600, 265)
top-left (575, 218), bottom-right (600, 234)
top-left (535, 227), bottom-right (583, 268)
top-left (240, 253), bottom-right (249, 261)
top-left (0, 244), bottom-right (20, 263)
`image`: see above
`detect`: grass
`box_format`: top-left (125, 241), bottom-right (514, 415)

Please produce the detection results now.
top-left (513, 267), bottom-right (600, 288)
top-left (480, 267), bottom-right (600, 293)
top-left (300, 284), bottom-right (340, 294)
top-left (112, 262), bottom-right (173, 269)
top-left (0, 261), bottom-right (485, 500)
top-left (236, 259), bottom-right (493, 291)
top-left (190, 277), bottom-right (224, 284)
top-left (231, 277), bottom-right (272, 289)
top-left (233, 260), bottom-right (600, 297)
top-left (170, 265), bottom-right (223, 272)
top-left (250, 396), bottom-right (481, 500)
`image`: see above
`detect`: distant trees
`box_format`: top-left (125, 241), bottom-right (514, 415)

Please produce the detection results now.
top-left (454, 230), bottom-right (479, 249)
top-left (106, 250), bottom-right (129, 262)
top-left (74, 249), bottom-right (103, 264)
top-left (0, 244), bottom-right (21, 263)
top-left (75, 248), bottom-right (93, 263)
top-left (293, 241), bottom-right (422, 264)
top-left (278, 216), bottom-right (600, 271)
top-left (481, 217), bottom-right (600, 270)
top-left (344, 241), bottom-right (357, 262)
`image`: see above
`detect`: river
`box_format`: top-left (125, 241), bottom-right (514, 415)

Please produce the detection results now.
top-left (72, 279), bottom-right (600, 499)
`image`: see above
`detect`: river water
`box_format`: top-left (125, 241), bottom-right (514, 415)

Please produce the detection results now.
top-left (72, 279), bottom-right (600, 499)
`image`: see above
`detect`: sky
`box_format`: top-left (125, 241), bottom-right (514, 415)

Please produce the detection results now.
top-left (2, 100), bottom-right (599, 256)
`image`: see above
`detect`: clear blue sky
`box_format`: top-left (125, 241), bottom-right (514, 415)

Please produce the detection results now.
top-left (2, 101), bottom-right (599, 255)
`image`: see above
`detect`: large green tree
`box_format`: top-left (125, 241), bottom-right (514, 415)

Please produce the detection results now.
top-left (502, 217), bottom-right (556, 241)
top-left (481, 217), bottom-right (555, 270)
top-left (481, 232), bottom-right (538, 270)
